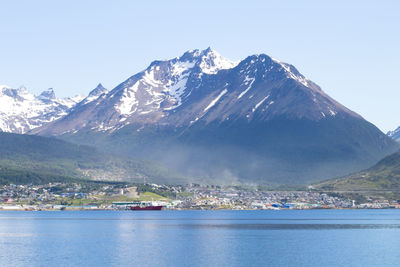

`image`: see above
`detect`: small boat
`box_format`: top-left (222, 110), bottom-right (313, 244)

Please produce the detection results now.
top-left (129, 201), bottom-right (163, 211)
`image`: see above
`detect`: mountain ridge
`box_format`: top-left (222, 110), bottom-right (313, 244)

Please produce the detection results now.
top-left (0, 84), bottom-right (84, 133)
top-left (28, 48), bottom-right (398, 185)
top-left (33, 49), bottom-right (362, 136)
top-left (2, 48), bottom-right (398, 185)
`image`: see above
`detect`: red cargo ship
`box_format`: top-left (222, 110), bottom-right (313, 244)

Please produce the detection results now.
top-left (129, 201), bottom-right (163, 210)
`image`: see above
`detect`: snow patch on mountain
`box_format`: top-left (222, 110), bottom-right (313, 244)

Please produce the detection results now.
top-left (113, 48), bottom-right (238, 116)
top-left (163, 60), bottom-right (195, 109)
top-left (328, 108), bottom-right (337, 116)
top-left (117, 84), bottom-right (139, 115)
top-left (271, 57), bottom-right (310, 87)
top-left (388, 127), bottom-right (400, 142)
top-left (204, 89), bottom-right (228, 112)
top-left (252, 95), bottom-right (270, 112)
top-left (199, 48), bottom-right (238, 74)
top-left (238, 76), bottom-right (255, 99)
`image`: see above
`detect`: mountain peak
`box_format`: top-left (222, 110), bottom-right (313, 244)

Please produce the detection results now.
top-left (1, 85), bottom-right (29, 99)
top-left (181, 47), bottom-right (214, 57)
top-left (83, 83), bottom-right (108, 104)
top-left (177, 47), bottom-right (238, 74)
top-left (38, 88), bottom-right (56, 100)
top-left (0, 84), bottom-right (12, 90)
top-left (198, 47), bottom-right (238, 74)
top-left (203, 46), bottom-right (214, 53)
top-left (238, 54), bottom-right (313, 88)
top-left (17, 85), bottom-right (28, 92)
top-left (89, 83), bottom-right (107, 96)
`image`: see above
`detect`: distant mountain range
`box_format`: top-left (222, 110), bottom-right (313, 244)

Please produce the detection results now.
top-left (1, 48), bottom-right (398, 184)
top-left (0, 85), bottom-right (84, 133)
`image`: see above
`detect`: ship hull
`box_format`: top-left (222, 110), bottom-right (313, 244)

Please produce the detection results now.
top-left (130, 206), bottom-right (162, 211)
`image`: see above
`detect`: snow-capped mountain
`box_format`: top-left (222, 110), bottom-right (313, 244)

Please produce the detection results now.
top-left (35, 47), bottom-right (359, 135)
top-left (388, 127), bottom-right (400, 142)
top-left (0, 85), bottom-right (86, 133)
top-left (32, 48), bottom-right (398, 184)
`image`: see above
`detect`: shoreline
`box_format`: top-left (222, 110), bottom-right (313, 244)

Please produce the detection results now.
top-left (0, 207), bottom-right (399, 211)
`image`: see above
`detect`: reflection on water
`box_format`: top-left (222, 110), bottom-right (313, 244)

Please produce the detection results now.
top-left (0, 210), bottom-right (399, 266)
top-left (170, 223), bottom-right (400, 230)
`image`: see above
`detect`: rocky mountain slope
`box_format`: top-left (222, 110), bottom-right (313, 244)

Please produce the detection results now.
top-left (3, 47), bottom-right (394, 185)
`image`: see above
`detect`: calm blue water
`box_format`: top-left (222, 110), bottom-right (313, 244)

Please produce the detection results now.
top-left (0, 210), bottom-right (400, 266)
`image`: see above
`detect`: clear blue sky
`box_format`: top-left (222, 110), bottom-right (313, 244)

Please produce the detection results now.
top-left (1, 0), bottom-right (399, 132)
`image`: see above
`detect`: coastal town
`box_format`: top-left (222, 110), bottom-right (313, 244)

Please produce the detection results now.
top-left (1, 182), bottom-right (399, 210)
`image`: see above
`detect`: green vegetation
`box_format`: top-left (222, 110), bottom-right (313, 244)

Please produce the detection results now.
top-left (0, 132), bottom-right (188, 185)
top-left (0, 167), bottom-right (76, 185)
top-left (314, 151), bottom-right (400, 200)
top-left (63, 115), bottom-right (399, 185)
top-left (138, 192), bottom-right (169, 201)
top-left (136, 183), bottom-right (177, 199)
top-left (177, 191), bottom-right (194, 198)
